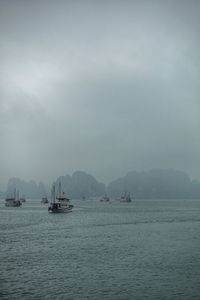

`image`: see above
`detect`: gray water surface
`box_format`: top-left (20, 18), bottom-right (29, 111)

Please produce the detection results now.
top-left (1, 199), bottom-right (200, 300)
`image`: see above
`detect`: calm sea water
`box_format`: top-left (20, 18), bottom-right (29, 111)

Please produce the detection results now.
top-left (0, 199), bottom-right (200, 300)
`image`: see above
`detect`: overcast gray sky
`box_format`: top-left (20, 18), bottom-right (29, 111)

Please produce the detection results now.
top-left (0, 0), bottom-right (200, 187)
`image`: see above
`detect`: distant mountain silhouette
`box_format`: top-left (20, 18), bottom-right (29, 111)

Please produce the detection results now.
top-left (3, 169), bottom-right (200, 199)
top-left (4, 172), bottom-right (105, 199)
top-left (107, 169), bottom-right (200, 199)
top-left (55, 171), bottom-right (105, 199)
top-left (6, 178), bottom-right (47, 198)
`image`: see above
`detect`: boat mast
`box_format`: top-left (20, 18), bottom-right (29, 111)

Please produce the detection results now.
top-left (16, 189), bottom-right (19, 201)
top-left (51, 184), bottom-right (56, 203)
top-left (14, 188), bottom-right (17, 200)
top-left (58, 182), bottom-right (61, 198)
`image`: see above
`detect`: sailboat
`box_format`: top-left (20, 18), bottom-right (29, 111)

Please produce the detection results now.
top-left (48, 182), bottom-right (73, 213)
top-left (5, 188), bottom-right (22, 207)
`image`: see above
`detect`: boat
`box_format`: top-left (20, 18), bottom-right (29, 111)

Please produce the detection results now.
top-left (119, 192), bottom-right (132, 202)
top-left (100, 194), bottom-right (110, 202)
top-left (5, 189), bottom-right (22, 207)
top-left (41, 197), bottom-right (49, 204)
top-left (48, 182), bottom-right (74, 213)
top-left (19, 194), bottom-right (26, 203)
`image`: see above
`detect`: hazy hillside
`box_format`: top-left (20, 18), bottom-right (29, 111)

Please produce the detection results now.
top-left (6, 178), bottom-right (47, 199)
top-left (107, 169), bottom-right (200, 199)
top-left (3, 169), bottom-right (200, 199)
top-left (4, 171), bottom-right (105, 199)
top-left (55, 171), bottom-right (105, 199)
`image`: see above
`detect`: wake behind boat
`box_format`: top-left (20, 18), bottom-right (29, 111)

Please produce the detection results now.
top-left (48, 182), bottom-right (73, 213)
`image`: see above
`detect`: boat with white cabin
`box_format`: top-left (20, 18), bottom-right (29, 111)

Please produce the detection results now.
top-left (48, 182), bottom-right (73, 213)
top-left (119, 192), bottom-right (132, 202)
top-left (100, 194), bottom-right (110, 202)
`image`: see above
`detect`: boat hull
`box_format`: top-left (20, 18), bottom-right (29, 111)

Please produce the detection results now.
top-left (48, 207), bottom-right (73, 213)
top-left (5, 200), bottom-right (22, 207)
top-left (48, 203), bottom-right (73, 213)
top-left (41, 198), bottom-right (49, 204)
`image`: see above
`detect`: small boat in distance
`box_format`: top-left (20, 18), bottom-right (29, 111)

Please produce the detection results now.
top-left (119, 192), bottom-right (132, 202)
top-left (5, 189), bottom-right (22, 207)
top-left (100, 194), bottom-right (110, 202)
top-left (19, 194), bottom-right (26, 203)
top-left (41, 197), bottom-right (49, 204)
top-left (48, 182), bottom-right (73, 213)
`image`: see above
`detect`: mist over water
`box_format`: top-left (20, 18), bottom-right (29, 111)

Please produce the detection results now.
top-left (1, 199), bottom-right (200, 299)
top-left (1, 1), bottom-right (200, 298)
top-left (1, 0), bottom-right (200, 185)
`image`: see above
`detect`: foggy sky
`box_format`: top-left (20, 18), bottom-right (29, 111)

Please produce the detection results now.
top-left (0, 0), bottom-right (200, 188)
